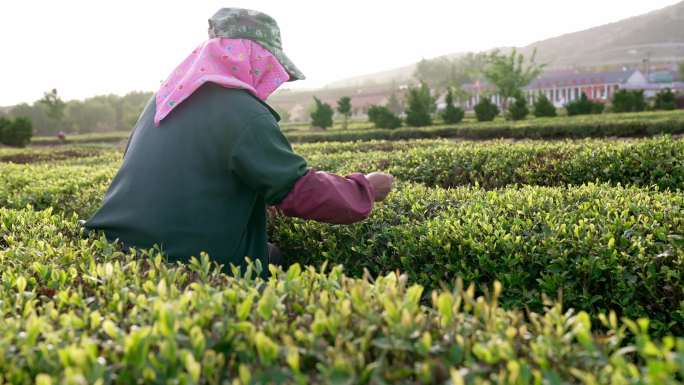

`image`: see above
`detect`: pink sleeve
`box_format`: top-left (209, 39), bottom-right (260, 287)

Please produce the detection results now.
top-left (276, 169), bottom-right (375, 224)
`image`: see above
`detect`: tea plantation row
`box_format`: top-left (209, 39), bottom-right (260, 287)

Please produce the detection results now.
top-left (300, 136), bottom-right (684, 190)
top-left (269, 182), bottom-right (684, 336)
top-left (1, 148), bottom-right (683, 335)
top-left (0, 207), bottom-right (682, 384)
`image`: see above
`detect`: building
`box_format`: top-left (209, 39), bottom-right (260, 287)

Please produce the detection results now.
top-left (459, 69), bottom-right (684, 110)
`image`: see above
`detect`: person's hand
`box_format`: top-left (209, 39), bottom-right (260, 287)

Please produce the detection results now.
top-left (365, 172), bottom-right (393, 202)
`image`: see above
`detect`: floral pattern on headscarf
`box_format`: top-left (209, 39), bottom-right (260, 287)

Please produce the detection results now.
top-left (154, 38), bottom-right (289, 126)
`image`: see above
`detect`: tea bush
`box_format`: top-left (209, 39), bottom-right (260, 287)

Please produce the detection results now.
top-left (270, 182), bottom-right (684, 335)
top-left (0, 208), bottom-right (682, 384)
top-left (302, 136), bottom-right (684, 191)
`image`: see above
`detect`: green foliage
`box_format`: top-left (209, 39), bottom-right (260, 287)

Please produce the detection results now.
top-left (38, 89), bottom-right (65, 129)
top-left (8, 91), bottom-right (152, 136)
top-left (285, 110), bottom-right (684, 143)
top-left (386, 92), bottom-right (404, 115)
top-left (612, 89), bottom-right (647, 113)
top-left (0, 116), bottom-right (10, 144)
top-left (405, 83), bottom-right (434, 127)
top-left (474, 97), bottom-right (499, 122)
top-left (414, 53), bottom-right (487, 89)
top-left (0, 208), bottom-right (682, 383)
top-left (310, 97), bottom-right (334, 129)
top-left (507, 93), bottom-right (529, 121)
top-left (566, 93), bottom-right (604, 116)
top-left (336, 96), bottom-right (352, 130)
top-left (654, 88), bottom-right (677, 111)
top-left (367, 105), bottom-right (402, 129)
top-left (533, 94), bottom-right (557, 117)
top-left (679, 62), bottom-right (684, 80)
top-left (0, 117), bottom-right (33, 147)
top-left (440, 89), bottom-right (464, 124)
top-left (299, 136), bottom-right (684, 191)
top-left (270, 182), bottom-right (684, 336)
top-left (482, 49), bottom-right (545, 111)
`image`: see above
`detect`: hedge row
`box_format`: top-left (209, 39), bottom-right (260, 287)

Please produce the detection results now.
top-left (2, 145), bottom-right (684, 334)
top-left (301, 136), bottom-right (684, 190)
top-left (285, 110), bottom-right (684, 143)
top-left (269, 182), bottom-right (684, 336)
top-left (0, 208), bottom-right (682, 384)
top-left (27, 110), bottom-right (684, 145)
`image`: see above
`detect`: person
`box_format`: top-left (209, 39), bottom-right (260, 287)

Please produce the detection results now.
top-left (85, 8), bottom-right (393, 269)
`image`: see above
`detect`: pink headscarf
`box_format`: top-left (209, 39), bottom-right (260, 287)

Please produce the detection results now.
top-left (154, 38), bottom-right (290, 126)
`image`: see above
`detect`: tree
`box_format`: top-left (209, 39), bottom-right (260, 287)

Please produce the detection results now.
top-left (474, 97), bottom-right (500, 122)
top-left (533, 94), bottom-right (557, 117)
top-left (405, 82), bottom-right (434, 127)
top-left (611, 90), bottom-right (646, 113)
top-left (1, 117), bottom-right (33, 147)
top-left (566, 93), bottom-right (604, 116)
top-left (654, 88), bottom-right (676, 111)
top-left (414, 52), bottom-right (488, 90)
top-left (310, 97), bottom-right (333, 129)
top-left (336, 97), bottom-right (352, 130)
top-left (507, 93), bottom-right (529, 121)
top-left (386, 92), bottom-right (404, 116)
top-left (367, 105), bottom-right (402, 129)
top-left (38, 89), bottom-right (65, 132)
top-left (483, 49), bottom-right (545, 112)
top-left (679, 62), bottom-right (684, 80)
top-left (441, 89), bottom-right (464, 124)
top-left (0, 116), bottom-right (10, 144)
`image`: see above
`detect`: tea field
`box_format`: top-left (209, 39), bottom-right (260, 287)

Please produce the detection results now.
top-left (1, 134), bottom-right (684, 384)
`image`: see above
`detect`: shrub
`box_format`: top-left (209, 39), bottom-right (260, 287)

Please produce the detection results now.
top-left (566, 93), bottom-right (603, 116)
top-left (532, 94), bottom-right (557, 117)
top-left (283, 110), bottom-right (684, 143)
top-left (0, 116), bottom-right (10, 144)
top-left (506, 94), bottom-right (529, 121)
top-left (1, 117), bottom-right (33, 147)
top-left (473, 97), bottom-right (499, 121)
top-left (405, 83), bottom-right (434, 127)
top-left (367, 105), bottom-right (402, 129)
top-left (0, 207), bottom-right (683, 383)
top-left (440, 89), bottom-right (464, 124)
top-left (299, 136), bottom-right (684, 191)
top-left (310, 97), bottom-right (333, 129)
top-left (612, 89), bottom-right (646, 113)
top-left (270, 182), bottom-right (684, 336)
top-left (654, 88), bottom-right (677, 111)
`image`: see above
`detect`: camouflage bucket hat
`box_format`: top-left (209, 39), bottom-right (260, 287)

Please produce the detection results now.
top-left (208, 8), bottom-right (305, 81)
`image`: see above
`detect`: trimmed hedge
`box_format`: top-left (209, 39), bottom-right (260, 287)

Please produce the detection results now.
top-left (286, 110), bottom-right (684, 143)
top-left (28, 111), bottom-right (684, 145)
top-left (270, 182), bottom-right (684, 336)
top-left (0, 208), bottom-right (682, 384)
top-left (301, 136), bottom-right (684, 191)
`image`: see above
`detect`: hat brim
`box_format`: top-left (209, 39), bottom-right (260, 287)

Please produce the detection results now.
top-left (271, 49), bottom-right (305, 81)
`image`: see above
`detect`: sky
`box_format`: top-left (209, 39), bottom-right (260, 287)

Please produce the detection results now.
top-left (0, 0), bottom-right (681, 106)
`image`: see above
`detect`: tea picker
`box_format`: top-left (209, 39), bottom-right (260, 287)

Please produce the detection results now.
top-left (83, 8), bottom-right (393, 271)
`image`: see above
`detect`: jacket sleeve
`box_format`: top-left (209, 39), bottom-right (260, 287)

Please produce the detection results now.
top-left (230, 113), bottom-right (375, 224)
top-left (230, 113), bottom-right (309, 205)
top-left (276, 170), bottom-right (375, 225)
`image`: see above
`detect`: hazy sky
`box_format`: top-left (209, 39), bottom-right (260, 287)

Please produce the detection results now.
top-left (0, 0), bottom-right (680, 105)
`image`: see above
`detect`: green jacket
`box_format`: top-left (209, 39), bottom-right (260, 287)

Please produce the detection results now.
top-left (86, 83), bottom-right (307, 268)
